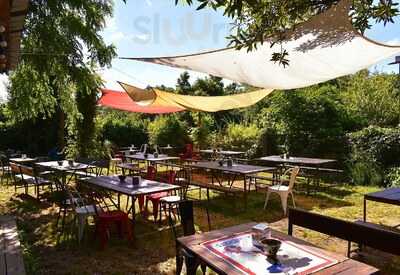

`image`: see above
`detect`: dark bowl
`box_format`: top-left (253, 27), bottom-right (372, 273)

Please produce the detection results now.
top-left (118, 175), bottom-right (126, 182)
top-left (261, 239), bottom-right (281, 257)
top-left (57, 161), bottom-right (63, 166)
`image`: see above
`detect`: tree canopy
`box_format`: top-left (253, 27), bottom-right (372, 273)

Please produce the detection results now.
top-left (176, 0), bottom-right (399, 65)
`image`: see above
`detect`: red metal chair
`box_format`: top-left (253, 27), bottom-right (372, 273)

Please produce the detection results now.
top-left (92, 191), bottom-right (133, 249)
top-left (138, 166), bottom-right (157, 212)
top-left (179, 144), bottom-right (201, 161)
top-left (145, 170), bottom-right (176, 221)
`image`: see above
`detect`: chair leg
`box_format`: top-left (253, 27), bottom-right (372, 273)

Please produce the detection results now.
top-left (264, 190), bottom-right (270, 209)
top-left (176, 254), bottom-right (184, 275)
top-left (280, 193), bottom-right (288, 215)
top-left (77, 214), bottom-right (86, 244)
top-left (291, 192), bottom-right (296, 208)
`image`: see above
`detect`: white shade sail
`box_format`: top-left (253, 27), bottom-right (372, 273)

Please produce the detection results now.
top-left (123, 0), bottom-right (400, 89)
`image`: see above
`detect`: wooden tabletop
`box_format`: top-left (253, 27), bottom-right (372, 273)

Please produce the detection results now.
top-left (200, 149), bottom-right (245, 156)
top-left (36, 161), bottom-right (93, 171)
top-left (178, 223), bottom-right (379, 275)
top-left (187, 161), bottom-right (275, 175)
top-left (365, 188), bottom-right (400, 206)
top-left (258, 155), bottom-right (336, 166)
top-left (9, 157), bottom-right (36, 163)
top-left (125, 153), bottom-right (179, 162)
top-left (84, 175), bottom-right (181, 196)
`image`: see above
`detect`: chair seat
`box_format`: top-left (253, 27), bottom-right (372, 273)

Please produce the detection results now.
top-left (98, 210), bottom-right (128, 220)
top-left (15, 174), bottom-right (34, 180)
top-left (160, 195), bottom-right (181, 203)
top-left (75, 171), bottom-right (98, 177)
top-left (75, 205), bottom-right (100, 215)
top-left (269, 185), bottom-right (290, 192)
top-left (148, 192), bottom-right (168, 200)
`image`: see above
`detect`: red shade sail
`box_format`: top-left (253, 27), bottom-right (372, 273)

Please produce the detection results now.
top-left (98, 89), bottom-right (183, 114)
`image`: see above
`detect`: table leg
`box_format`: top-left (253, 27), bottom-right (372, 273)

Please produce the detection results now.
top-left (244, 175), bottom-right (247, 209)
top-left (363, 198), bottom-right (367, 222)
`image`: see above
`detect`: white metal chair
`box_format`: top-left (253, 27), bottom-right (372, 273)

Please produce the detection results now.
top-left (264, 166), bottom-right (300, 215)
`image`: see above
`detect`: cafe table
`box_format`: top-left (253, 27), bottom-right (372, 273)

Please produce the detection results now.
top-left (258, 155), bottom-right (337, 194)
top-left (364, 187), bottom-right (400, 222)
top-left (177, 223), bottom-right (379, 275)
top-left (83, 175), bottom-right (181, 220)
top-left (186, 161), bottom-right (275, 208)
top-left (9, 157), bottom-right (36, 164)
top-left (125, 153), bottom-right (179, 167)
top-left (36, 160), bottom-right (94, 185)
top-left (200, 149), bottom-right (245, 158)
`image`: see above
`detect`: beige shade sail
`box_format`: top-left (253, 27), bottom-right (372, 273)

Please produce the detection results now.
top-left (118, 81), bottom-right (274, 112)
top-left (122, 0), bottom-right (400, 90)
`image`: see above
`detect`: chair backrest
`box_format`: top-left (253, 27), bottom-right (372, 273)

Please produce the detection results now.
top-left (93, 159), bottom-right (110, 175)
top-left (178, 200), bottom-right (195, 236)
top-left (167, 170), bottom-right (177, 184)
top-left (140, 144), bottom-right (148, 154)
top-left (19, 164), bottom-right (34, 177)
top-left (10, 162), bottom-right (20, 174)
top-left (288, 207), bottom-right (400, 256)
top-left (146, 165), bottom-right (157, 180)
top-left (287, 167), bottom-right (300, 190)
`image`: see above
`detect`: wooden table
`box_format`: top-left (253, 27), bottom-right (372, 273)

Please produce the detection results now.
top-left (258, 155), bottom-right (336, 194)
top-left (364, 188), bottom-right (400, 222)
top-left (186, 161), bottom-right (275, 208)
top-left (178, 223), bottom-right (379, 275)
top-left (200, 149), bottom-right (245, 157)
top-left (126, 153), bottom-right (179, 166)
top-left (9, 157), bottom-right (36, 164)
top-left (36, 161), bottom-right (93, 185)
top-left (83, 175), bottom-right (181, 218)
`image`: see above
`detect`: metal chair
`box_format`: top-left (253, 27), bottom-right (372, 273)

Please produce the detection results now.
top-left (264, 166), bottom-right (300, 215)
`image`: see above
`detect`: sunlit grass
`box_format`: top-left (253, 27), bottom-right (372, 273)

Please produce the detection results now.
top-left (1, 171), bottom-right (400, 274)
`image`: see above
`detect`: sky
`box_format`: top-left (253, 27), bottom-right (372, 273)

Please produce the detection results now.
top-left (1, 0), bottom-right (400, 101)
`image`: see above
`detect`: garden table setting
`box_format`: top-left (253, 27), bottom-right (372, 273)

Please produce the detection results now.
top-left (200, 149), bottom-right (246, 158)
top-left (257, 155), bottom-right (337, 194)
top-left (83, 175), bottom-right (181, 221)
top-left (125, 153), bottom-right (179, 166)
top-left (178, 223), bottom-right (379, 275)
top-left (9, 154), bottom-right (36, 164)
top-left (36, 160), bottom-right (95, 185)
top-left (186, 160), bottom-right (275, 208)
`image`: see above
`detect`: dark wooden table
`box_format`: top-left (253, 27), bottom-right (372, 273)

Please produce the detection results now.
top-left (364, 188), bottom-right (400, 222)
top-left (126, 153), bottom-right (179, 164)
top-left (186, 161), bottom-right (275, 208)
top-left (200, 149), bottom-right (245, 157)
top-left (178, 223), bottom-right (379, 275)
top-left (36, 160), bottom-right (94, 185)
top-left (258, 155), bottom-right (337, 194)
top-left (83, 175), bottom-right (181, 218)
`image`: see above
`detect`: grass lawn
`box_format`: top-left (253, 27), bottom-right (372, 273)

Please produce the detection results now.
top-left (0, 174), bottom-right (400, 274)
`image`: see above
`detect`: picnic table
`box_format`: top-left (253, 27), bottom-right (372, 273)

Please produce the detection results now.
top-left (200, 149), bottom-right (245, 157)
top-left (126, 153), bottom-right (179, 166)
top-left (118, 149), bottom-right (140, 156)
top-left (177, 222), bottom-right (379, 275)
top-left (9, 157), bottom-right (36, 164)
top-left (186, 161), bottom-right (275, 208)
top-left (258, 155), bottom-right (337, 194)
top-left (364, 187), bottom-right (400, 222)
top-left (36, 160), bottom-right (94, 185)
top-left (83, 175), bottom-right (181, 219)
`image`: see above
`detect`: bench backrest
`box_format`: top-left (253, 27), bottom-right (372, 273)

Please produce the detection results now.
top-left (19, 165), bottom-right (34, 177)
top-left (9, 163), bottom-right (20, 174)
top-left (288, 207), bottom-right (400, 256)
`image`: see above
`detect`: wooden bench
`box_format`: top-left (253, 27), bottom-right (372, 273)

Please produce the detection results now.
top-left (0, 216), bottom-right (26, 275)
top-left (288, 207), bottom-right (400, 257)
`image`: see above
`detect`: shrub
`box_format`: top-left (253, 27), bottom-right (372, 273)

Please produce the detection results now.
top-left (147, 115), bottom-right (190, 147)
top-left (190, 114), bottom-right (214, 149)
top-left (386, 167), bottom-right (400, 187)
top-left (219, 123), bottom-right (261, 153)
top-left (347, 126), bottom-right (400, 186)
top-left (99, 111), bottom-right (148, 147)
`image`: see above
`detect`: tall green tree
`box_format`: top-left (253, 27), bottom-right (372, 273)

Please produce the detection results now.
top-left (8, 0), bottom-right (116, 156)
